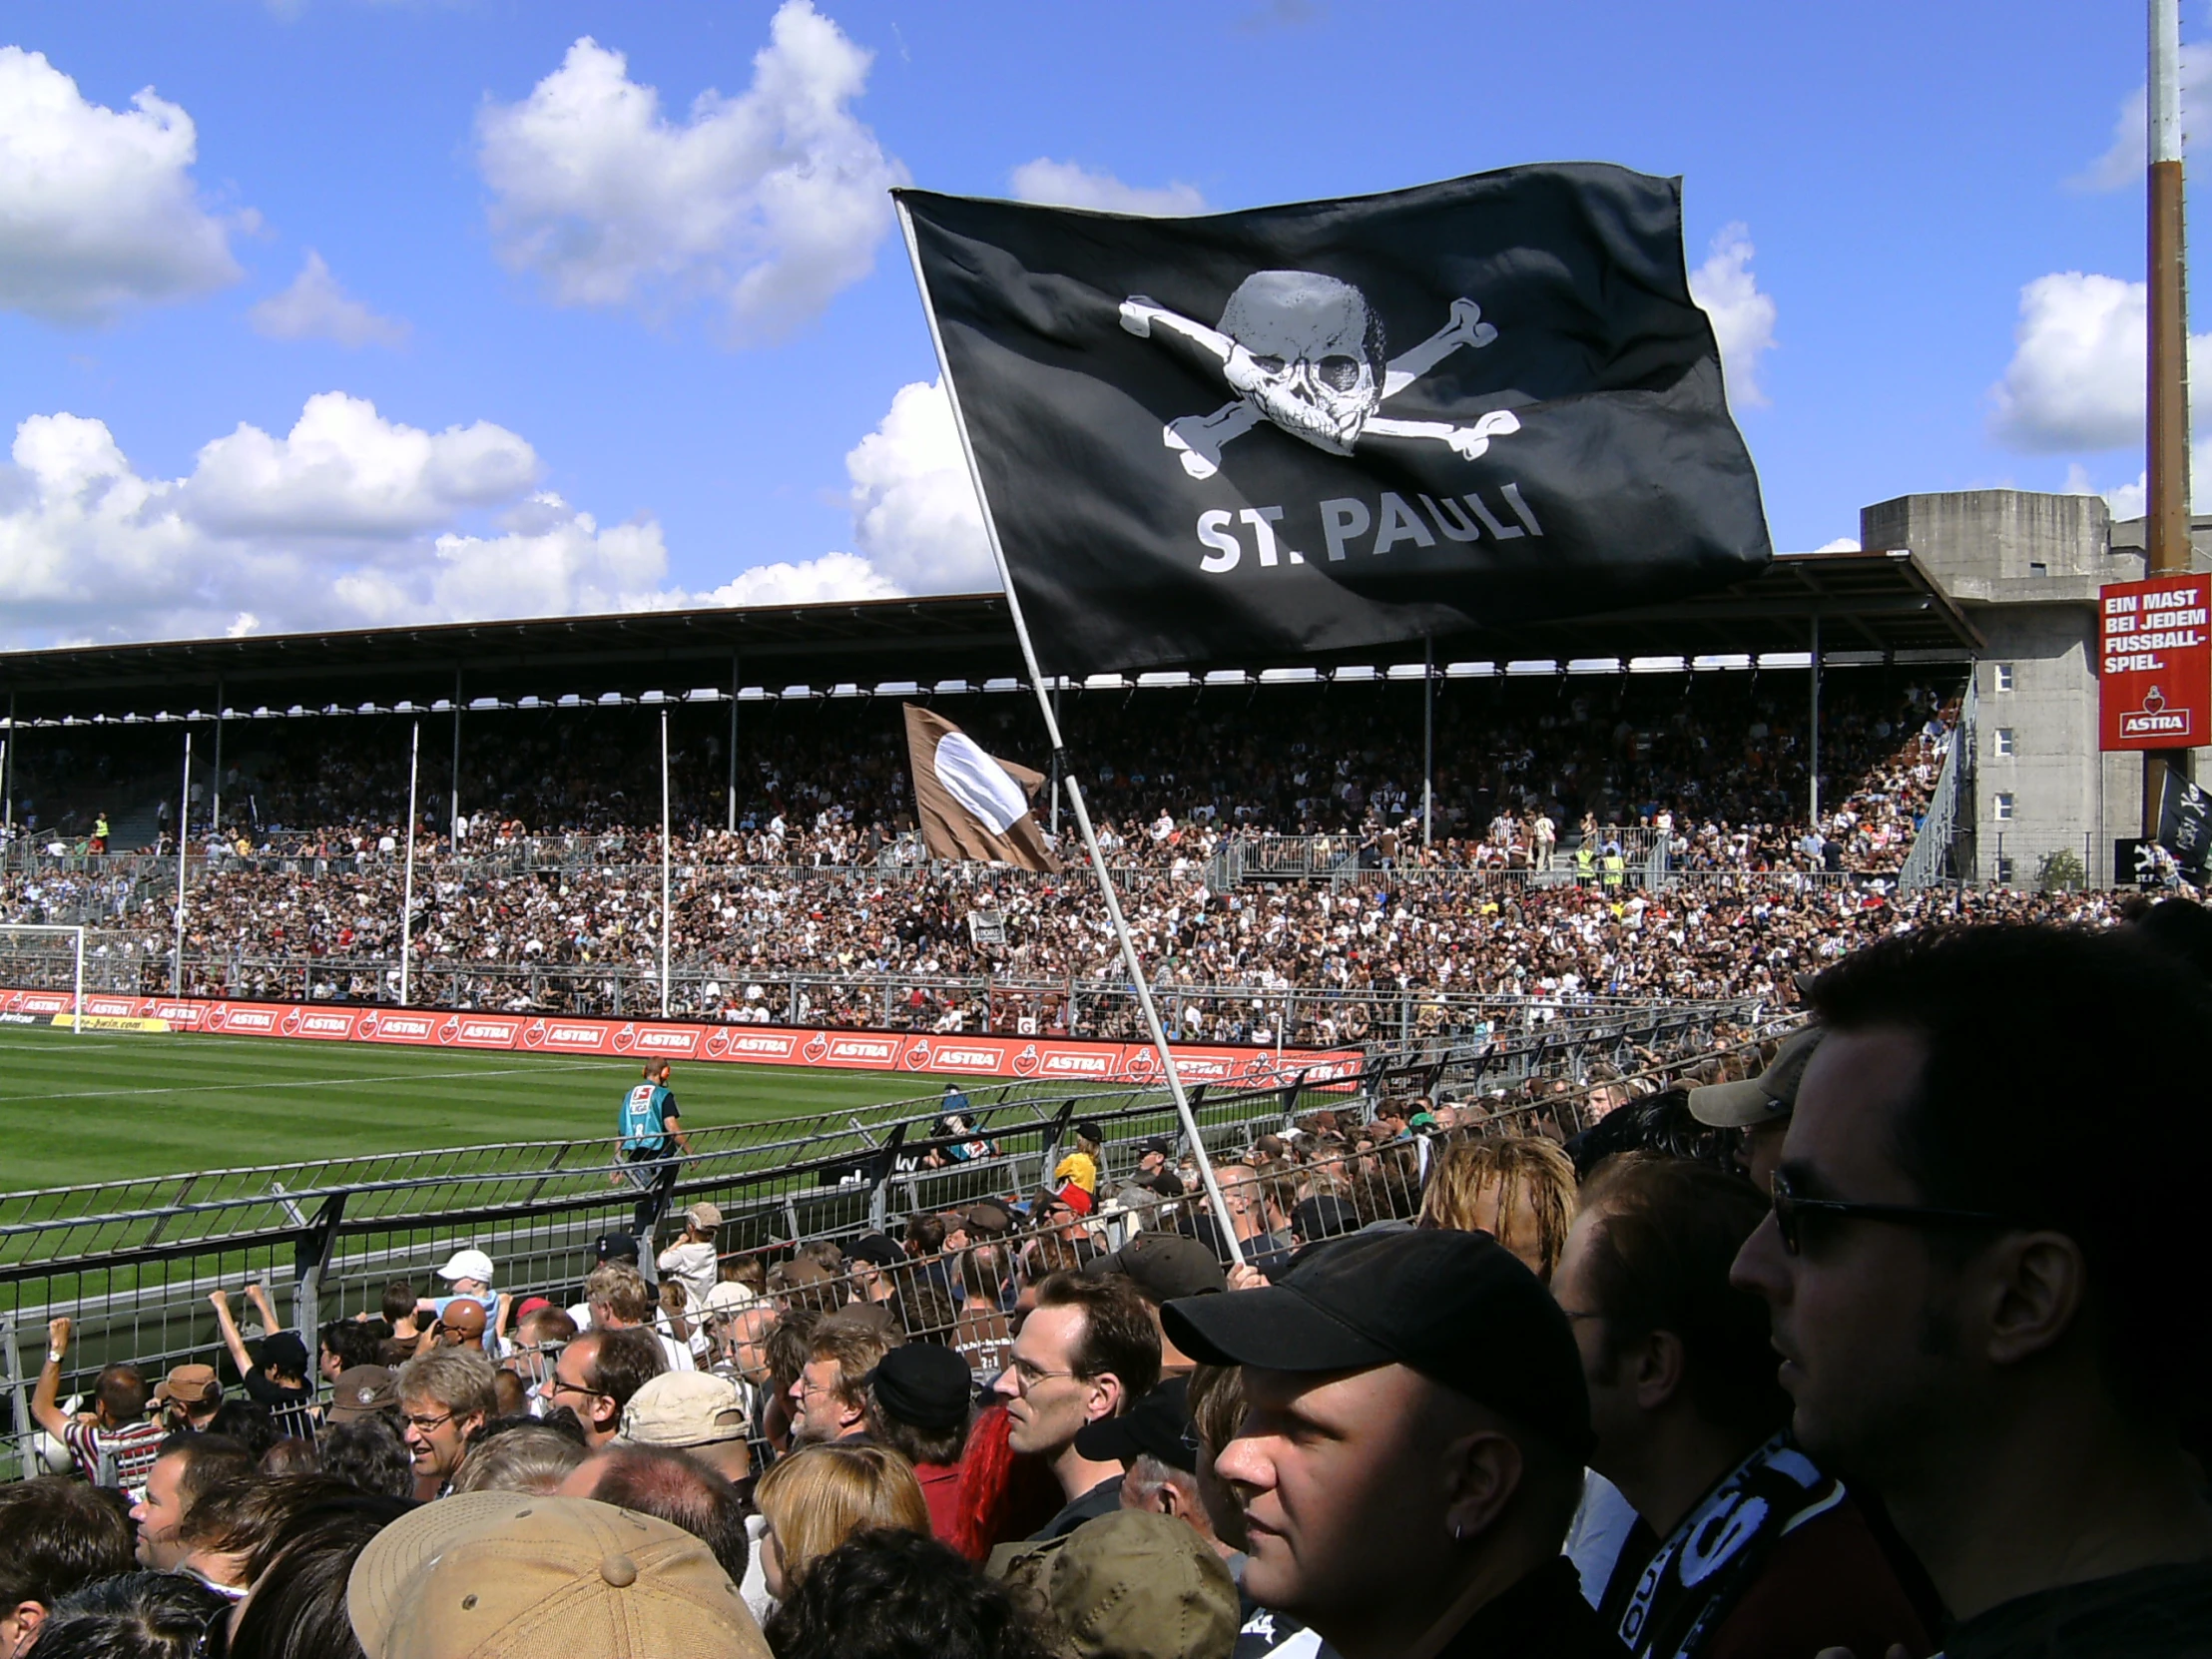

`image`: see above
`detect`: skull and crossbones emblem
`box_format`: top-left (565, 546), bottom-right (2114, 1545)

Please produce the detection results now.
top-left (1119, 270), bottom-right (1518, 480)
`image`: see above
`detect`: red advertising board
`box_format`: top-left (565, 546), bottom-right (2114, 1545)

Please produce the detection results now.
top-left (0, 986), bottom-right (1361, 1087)
top-left (2100, 574), bottom-right (2212, 751)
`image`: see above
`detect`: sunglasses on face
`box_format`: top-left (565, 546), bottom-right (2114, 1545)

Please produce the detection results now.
top-left (1769, 1170), bottom-right (2017, 1258)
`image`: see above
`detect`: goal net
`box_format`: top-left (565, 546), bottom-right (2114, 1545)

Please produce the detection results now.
top-left (0, 924), bottom-right (85, 1031)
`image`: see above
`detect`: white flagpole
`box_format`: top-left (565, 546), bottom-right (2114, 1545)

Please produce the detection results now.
top-left (174, 728), bottom-right (191, 997)
top-left (896, 200), bottom-right (1246, 1267)
top-left (660, 707), bottom-right (672, 1019)
top-left (400, 721), bottom-right (419, 1006)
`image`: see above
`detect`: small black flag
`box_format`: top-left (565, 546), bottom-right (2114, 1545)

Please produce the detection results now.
top-left (898, 164), bottom-right (1772, 677)
top-left (2160, 770), bottom-right (2211, 882)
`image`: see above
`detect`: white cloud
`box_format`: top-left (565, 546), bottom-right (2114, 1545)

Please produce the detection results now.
top-left (0, 46), bottom-right (242, 323)
top-left (1007, 159), bottom-right (1207, 217)
top-left (0, 397), bottom-right (679, 645)
top-left (1687, 223), bottom-right (1777, 408)
top-left (2071, 43), bottom-right (2212, 190)
top-left (0, 372), bottom-right (1004, 648)
top-left (702, 550), bottom-right (901, 606)
top-left (250, 251), bottom-right (410, 347)
top-left (1814, 536), bottom-right (1861, 552)
top-left (182, 391), bottom-right (539, 537)
top-left (1987, 271), bottom-right (2212, 453)
top-left (475, 4), bottom-right (904, 341)
top-left (843, 378), bottom-right (993, 591)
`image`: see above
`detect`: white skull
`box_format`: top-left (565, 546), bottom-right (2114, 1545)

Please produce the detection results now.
top-left (1218, 271), bottom-right (1385, 454)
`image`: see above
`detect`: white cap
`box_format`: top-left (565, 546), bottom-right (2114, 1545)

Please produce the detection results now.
top-left (700, 1282), bottom-right (758, 1317)
top-left (437, 1247), bottom-right (496, 1285)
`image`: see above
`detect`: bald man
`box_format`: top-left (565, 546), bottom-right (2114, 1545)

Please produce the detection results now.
top-left (428, 1299), bottom-right (488, 1353)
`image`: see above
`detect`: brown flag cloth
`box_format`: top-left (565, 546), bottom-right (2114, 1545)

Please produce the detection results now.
top-left (903, 704), bottom-right (1061, 872)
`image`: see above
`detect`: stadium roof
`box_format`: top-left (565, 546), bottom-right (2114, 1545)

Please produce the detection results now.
top-left (0, 549), bottom-right (1976, 724)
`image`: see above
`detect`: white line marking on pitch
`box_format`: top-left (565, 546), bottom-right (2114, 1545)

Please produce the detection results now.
top-left (0, 1060), bottom-right (610, 1104)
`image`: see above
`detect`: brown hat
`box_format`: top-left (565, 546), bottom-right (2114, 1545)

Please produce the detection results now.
top-left (155, 1364), bottom-right (220, 1406)
top-left (1688, 1026), bottom-right (1825, 1128)
top-left (993, 1510), bottom-right (1238, 1659)
top-left (327, 1366), bottom-right (398, 1423)
top-left (347, 1492), bottom-right (768, 1659)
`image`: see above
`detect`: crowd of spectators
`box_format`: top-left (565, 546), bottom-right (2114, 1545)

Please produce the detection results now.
top-left (6, 908), bottom-right (2207, 1657)
top-left (6, 667), bottom-right (1957, 875)
top-left (5, 860), bottom-right (2142, 1041)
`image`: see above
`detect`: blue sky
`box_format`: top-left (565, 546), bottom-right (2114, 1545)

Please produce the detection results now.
top-left (0, 0), bottom-right (2189, 646)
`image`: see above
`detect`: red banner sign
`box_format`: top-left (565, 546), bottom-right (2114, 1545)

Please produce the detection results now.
top-left (0, 987), bottom-right (1361, 1087)
top-left (2100, 575), bottom-right (2212, 751)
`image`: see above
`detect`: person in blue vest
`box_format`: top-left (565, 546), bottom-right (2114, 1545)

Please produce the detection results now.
top-left (616, 1060), bottom-right (693, 1238)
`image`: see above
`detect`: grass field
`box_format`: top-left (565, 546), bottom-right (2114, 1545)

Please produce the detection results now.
top-left (0, 1023), bottom-right (957, 1192)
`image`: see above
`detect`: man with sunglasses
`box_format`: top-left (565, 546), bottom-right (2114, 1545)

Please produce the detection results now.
top-left (1731, 924), bottom-right (2212, 1657)
top-left (393, 1346), bottom-right (497, 1499)
top-left (538, 1326), bottom-right (666, 1447)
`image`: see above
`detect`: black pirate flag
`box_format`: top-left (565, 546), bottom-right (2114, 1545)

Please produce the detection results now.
top-left (897, 164), bottom-right (1771, 677)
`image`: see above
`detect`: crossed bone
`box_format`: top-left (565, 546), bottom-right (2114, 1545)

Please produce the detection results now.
top-left (1118, 294), bottom-right (1518, 480)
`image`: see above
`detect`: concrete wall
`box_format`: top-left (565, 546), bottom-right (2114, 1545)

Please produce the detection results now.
top-left (1860, 490), bottom-right (2208, 886)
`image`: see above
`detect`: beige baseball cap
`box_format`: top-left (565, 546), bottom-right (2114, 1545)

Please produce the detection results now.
top-left (615, 1372), bottom-right (750, 1448)
top-left (700, 1281), bottom-right (758, 1317)
top-left (1688, 1027), bottom-right (1826, 1129)
top-left (347, 1492), bottom-right (767, 1659)
top-left (686, 1202), bottom-right (724, 1230)
top-left (993, 1510), bottom-right (1239, 1659)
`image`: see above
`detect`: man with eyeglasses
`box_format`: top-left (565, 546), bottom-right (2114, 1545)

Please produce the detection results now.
top-left (538, 1326), bottom-right (666, 1447)
top-left (1552, 1154), bottom-right (1930, 1658)
top-left (992, 1272), bottom-right (1161, 1540)
top-left (393, 1346), bottom-right (497, 1498)
top-left (1731, 924), bottom-right (2212, 1658)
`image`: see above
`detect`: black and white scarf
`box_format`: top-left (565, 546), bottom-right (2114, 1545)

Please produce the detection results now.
top-left (1607, 1432), bottom-right (1849, 1659)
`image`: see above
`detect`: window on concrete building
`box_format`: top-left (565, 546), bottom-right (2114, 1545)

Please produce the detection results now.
top-left (1993, 792), bottom-right (2015, 821)
top-left (1995, 854), bottom-right (2015, 885)
top-left (1994, 728), bottom-right (2015, 756)
top-left (1994, 663), bottom-right (2015, 692)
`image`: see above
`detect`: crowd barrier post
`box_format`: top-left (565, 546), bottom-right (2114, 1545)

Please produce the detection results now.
top-left (1, 1316), bottom-right (27, 1481)
top-left (291, 1192), bottom-right (347, 1344)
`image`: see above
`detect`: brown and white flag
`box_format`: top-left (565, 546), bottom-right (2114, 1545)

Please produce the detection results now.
top-left (903, 704), bottom-right (1060, 872)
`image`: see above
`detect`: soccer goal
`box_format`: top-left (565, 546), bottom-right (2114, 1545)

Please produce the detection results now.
top-left (0, 923), bottom-right (85, 1035)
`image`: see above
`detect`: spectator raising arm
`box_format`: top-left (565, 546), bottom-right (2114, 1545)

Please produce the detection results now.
top-left (28, 1317), bottom-right (74, 1442)
top-left (208, 1288), bottom-right (257, 1381)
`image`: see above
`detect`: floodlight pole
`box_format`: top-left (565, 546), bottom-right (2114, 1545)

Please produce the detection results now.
top-left (1422, 637), bottom-right (1435, 848)
top-left (400, 721), bottom-right (419, 1007)
top-left (1809, 614), bottom-right (1822, 832)
top-left (661, 707), bottom-right (673, 1019)
top-left (450, 668), bottom-right (463, 847)
top-left (727, 653), bottom-right (740, 834)
top-left (3, 692), bottom-right (16, 843)
top-left (897, 199), bottom-right (1246, 1269)
top-left (2146, 0), bottom-right (2194, 835)
top-left (173, 729), bottom-right (191, 998)
top-left (212, 678), bottom-right (224, 837)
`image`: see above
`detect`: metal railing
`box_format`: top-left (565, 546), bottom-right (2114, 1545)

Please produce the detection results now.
top-left (0, 1002), bottom-right (1787, 1475)
top-left (0, 932), bottom-right (1761, 1046)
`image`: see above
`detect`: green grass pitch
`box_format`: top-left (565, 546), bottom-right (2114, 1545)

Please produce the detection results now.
top-left (0, 1023), bottom-right (957, 1193)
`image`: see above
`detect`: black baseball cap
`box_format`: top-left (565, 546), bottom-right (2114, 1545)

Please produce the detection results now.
top-left (1074, 1376), bottom-right (1200, 1472)
top-left (1161, 1230), bottom-right (1592, 1459)
top-left (593, 1232), bottom-right (639, 1264)
top-left (845, 1232), bottom-right (904, 1268)
top-left (1083, 1231), bottom-right (1226, 1303)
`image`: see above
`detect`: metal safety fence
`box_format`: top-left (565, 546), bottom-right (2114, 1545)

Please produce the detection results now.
top-left (0, 989), bottom-right (1779, 1475)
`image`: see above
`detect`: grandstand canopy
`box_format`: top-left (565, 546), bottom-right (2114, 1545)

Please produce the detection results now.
top-left (0, 549), bottom-right (1976, 724)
